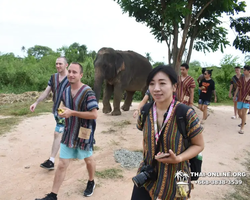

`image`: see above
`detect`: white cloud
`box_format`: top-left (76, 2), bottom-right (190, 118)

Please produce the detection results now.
top-left (0, 0), bottom-right (249, 66)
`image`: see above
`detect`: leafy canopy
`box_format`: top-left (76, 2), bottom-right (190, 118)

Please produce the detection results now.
top-left (230, 16), bottom-right (250, 53)
top-left (115, 0), bottom-right (246, 70)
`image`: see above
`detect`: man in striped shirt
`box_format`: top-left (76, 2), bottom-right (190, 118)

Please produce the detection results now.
top-left (30, 57), bottom-right (69, 170)
top-left (35, 62), bottom-right (98, 200)
top-left (234, 65), bottom-right (250, 134)
top-left (228, 66), bottom-right (241, 119)
top-left (176, 63), bottom-right (195, 107)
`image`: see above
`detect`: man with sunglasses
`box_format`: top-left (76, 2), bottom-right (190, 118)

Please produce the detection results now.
top-left (198, 70), bottom-right (217, 124)
top-left (233, 65), bottom-right (250, 134)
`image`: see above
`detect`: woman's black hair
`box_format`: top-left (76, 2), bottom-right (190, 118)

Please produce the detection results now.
top-left (244, 65), bottom-right (250, 70)
top-left (202, 68), bottom-right (206, 74)
top-left (206, 69), bottom-right (213, 76)
top-left (146, 65), bottom-right (177, 86)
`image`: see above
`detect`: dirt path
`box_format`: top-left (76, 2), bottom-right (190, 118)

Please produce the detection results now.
top-left (0, 103), bottom-right (249, 200)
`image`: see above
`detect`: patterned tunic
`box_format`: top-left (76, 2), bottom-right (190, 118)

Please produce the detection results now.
top-left (61, 85), bottom-right (99, 150)
top-left (176, 76), bottom-right (195, 105)
top-left (145, 89), bottom-right (153, 102)
top-left (230, 75), bottom-right (240, 96)
top-left (137, 101), bottom-right (203, 200)
top-left (237, 75), bottom-right (250, 103)
top-left (48, 73), bottom-right (69, 115)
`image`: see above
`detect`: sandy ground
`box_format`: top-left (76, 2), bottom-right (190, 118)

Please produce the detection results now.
top-left (0, 102), bottom-right (249, 200)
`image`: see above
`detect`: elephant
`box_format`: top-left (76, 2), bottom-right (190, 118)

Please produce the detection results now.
top-left (93, 47), bottom-right (152, 115)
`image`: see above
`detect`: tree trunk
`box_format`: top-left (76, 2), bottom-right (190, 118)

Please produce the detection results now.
top-left (172, 23), bottom-right (179, 72)
top-left (175, 0), bottom-right (194, 72)
top-left (186, 37), bottom-right (195, 64)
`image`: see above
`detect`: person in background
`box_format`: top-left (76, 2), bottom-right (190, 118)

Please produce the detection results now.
top-left (197, 68), bottom-right (206, 96)
top-left (176, 63), bottom-right (195, 107)
top-left (228, 66), bottom-right (241, 119)
top-left (35, 62), bottom-right (99, 200)
top-left (133, 89), bottom-right (153, 118)
top-left (30, 57), bottom-right (69, 170)
top-left (233, 65), bottom-right (250, 134)
top-left (198, 70), bottom-right (217, 124)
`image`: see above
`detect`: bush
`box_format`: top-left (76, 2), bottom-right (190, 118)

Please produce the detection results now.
top-left (0, 51), bottom-right (245, 105)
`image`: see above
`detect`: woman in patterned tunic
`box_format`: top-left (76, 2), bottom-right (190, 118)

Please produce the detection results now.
top-left (131, 65), bottom-right (204, 200)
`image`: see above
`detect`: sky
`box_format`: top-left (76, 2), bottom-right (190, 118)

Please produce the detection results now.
top-left (0, 0), bottom-right (249, 67)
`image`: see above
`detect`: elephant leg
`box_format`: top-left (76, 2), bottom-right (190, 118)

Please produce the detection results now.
top-left (111, 85), bottom-right (123, 115)
top-left (121, 91), bottom-right (135, 111)
top-left (103, 83), bottom-right (113, 114)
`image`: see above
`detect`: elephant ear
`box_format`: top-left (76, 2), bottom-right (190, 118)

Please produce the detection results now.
top-left (115, 53), bottom-right (125, 74)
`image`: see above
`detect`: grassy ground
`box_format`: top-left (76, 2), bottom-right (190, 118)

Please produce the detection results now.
top-left (223, 152), bottom-right (250, 200)
top-left (95, 168), bottom-right (123, 179)
top-left (0, 101), bottom-right (53, 116)
top-left (0, 101), bottom-right (53, 135)
top-left (0, 100), bottom-right (248, 197)
top-left (209, 100), bottom-right (233, 107)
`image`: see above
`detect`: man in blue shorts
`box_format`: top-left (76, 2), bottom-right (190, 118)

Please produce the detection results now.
top-left (233, 65), bottom-right (250, 134)
top-left (35, 62), bottom-right (98, 200)
top-left (198, 69), bottom-right (217, 123)
top-left (30, 57), bottom-right (69, 170)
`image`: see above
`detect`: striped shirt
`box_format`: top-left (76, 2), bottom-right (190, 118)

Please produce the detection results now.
top-left (237, 75), bottom-right (250, 103)
top-left (48, 73), bottom-right (69, 114)
top-left (61, 85), bottom-right (99, 150)
top-left (230, 75), bottom-right (240, 96)
top-left (145, 89), bottom-right (153, 102)
top-left (137, 101), bottom-right (203, 200)
top-left (176, 76), bottom-right (195, 105)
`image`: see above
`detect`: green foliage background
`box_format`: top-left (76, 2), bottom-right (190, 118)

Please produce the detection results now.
top-left (1, 44), bottom-right (250, 103)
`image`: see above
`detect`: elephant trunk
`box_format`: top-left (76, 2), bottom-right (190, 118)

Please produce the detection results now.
top-left (94, 72), bottom-right (104, 103)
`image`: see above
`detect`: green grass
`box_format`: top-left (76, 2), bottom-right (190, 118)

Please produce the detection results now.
top-left (209, 100), bottom-right (233, 106)
top-left (113, 120), bottom-right (131, 128)
top-left (0, 101), bottom-right (53, 116)
top-left (95, 168), bottom-right (123, 179)
top-left (101, 127), bottom-right (116, 134)
top-left (0, 117), bottom-right (21, 135)
top-left (223, 152), bottom-right (250, 200)
top-left (110, 139), bottom-right (120, 146)
top-left (93, 146), bottom-right (101, 151)
top-left (133, 149), bottom-right (143, 153)
top-left (0, 101), bottom-right (53, 136)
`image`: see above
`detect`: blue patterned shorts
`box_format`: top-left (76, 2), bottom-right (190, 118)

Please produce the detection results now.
top-left (54, 114), bottom-right (65, 133)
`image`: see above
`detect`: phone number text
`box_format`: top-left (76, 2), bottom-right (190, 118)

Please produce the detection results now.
top-left (194, 180), bottom-right (243, 185)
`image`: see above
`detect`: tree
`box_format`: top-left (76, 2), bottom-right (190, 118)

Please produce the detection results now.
top-left (88, 50), bottom-right (97, 60)
top-left (216, 54), bottom-right (240, 85)
top-left (115, 0), bottom-right (246, 72)
top-left (21, 46), bottom-right (26, 53)
top-left (245, 55), bottom-right (250, 65)
top-left (27, 45), bottom-right (54, 59)
top-left (57, 43), bottom-right (88, 63)
top-left (152, 61), bottom-right (164, 68)
top-left (230, 16), bottom-right (250, 53)
top-left (145, 52), bottom-right (153, 62)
